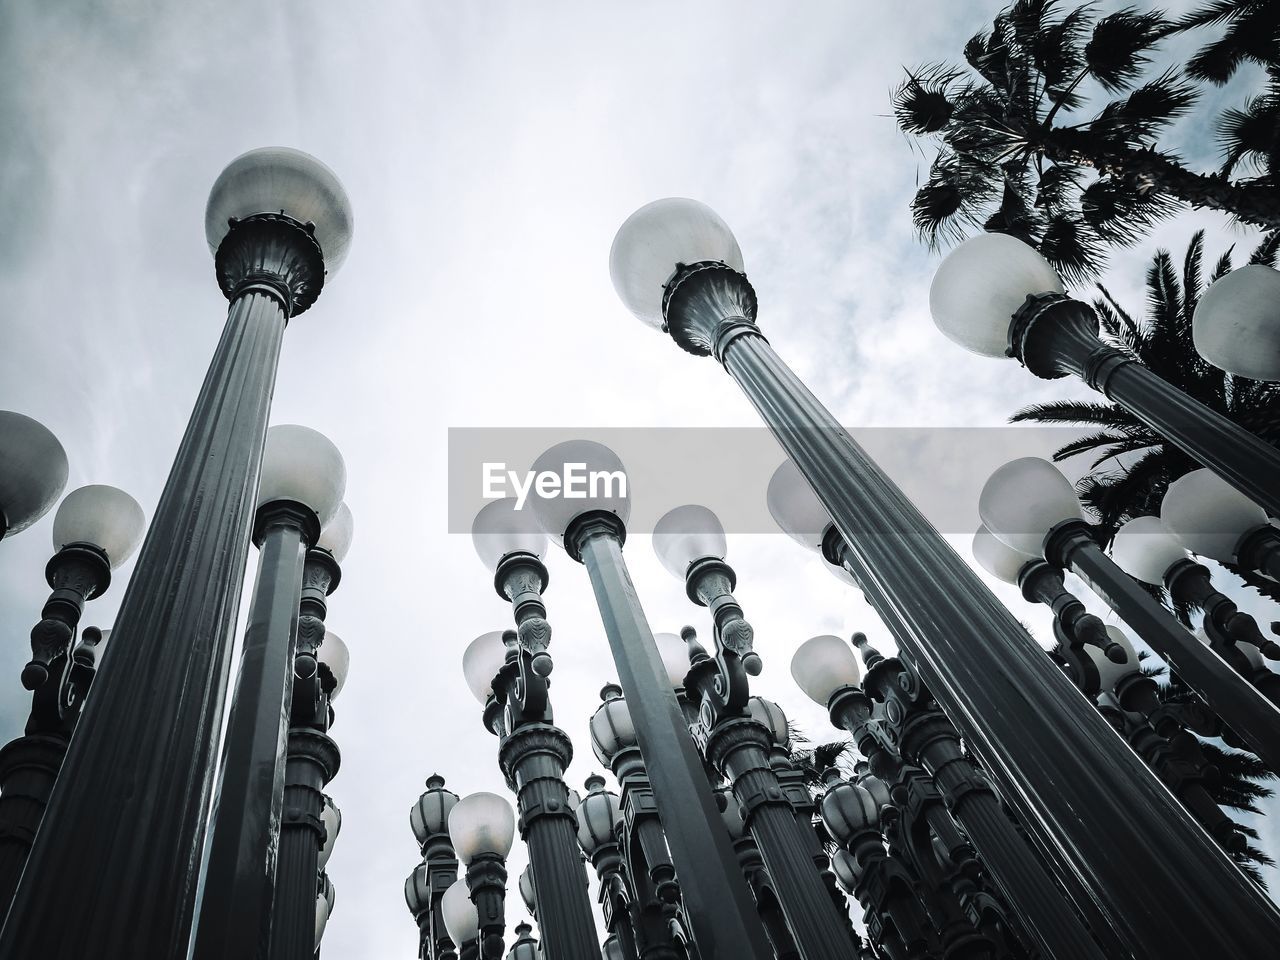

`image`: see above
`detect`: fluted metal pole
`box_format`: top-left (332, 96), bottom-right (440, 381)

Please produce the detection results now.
top-left (0, 210), bottom-right (326, 956)
top-left (655, 261), bottom-right (1280, 957)
top-left (567, 515), bottom-right (772, 960)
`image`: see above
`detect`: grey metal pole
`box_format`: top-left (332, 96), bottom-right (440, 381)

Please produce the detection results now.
top-left (1045, 520), bottom-right (1280, 771)
top-left (189, 500), bottom-right (316, 959)
top-left (1012, 293), bottom-right (1280, 517)
top-left (566, 514), bottom-right (773, 960)
top-left (655, 260), bottom-right (1280, 957)
top-left (0, 182), bottom-right (338, 954)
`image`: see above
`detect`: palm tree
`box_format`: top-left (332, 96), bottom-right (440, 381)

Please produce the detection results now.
top-left (1009, 230), bottom-right (1280, 575)
top-left (892, 0), bottom-right (1280, 281)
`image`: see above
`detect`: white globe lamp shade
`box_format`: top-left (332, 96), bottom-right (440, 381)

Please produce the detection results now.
top-left (441, 878), bottom-right (480, 946)
top-left (471, 497), bottom-right (548, 572)
top-left (979, 457), bottom-right (1083, 556)
top-left (652, 505), bottom-right (727, 580)
top-left (1086, 627), bottom-right (1139, 693)
top-left (791, 634), bottom-right (862, 705)
top-left (589, 688), bottom-right (637, 765)
top-left (52, 485), bottom-right (146, 569)
top-left (1197, 627), bottom-right (1265, 669)
top-left (1160, 468), bottom-right (1268, 564)
top-left (0, 411), bottom-right (69, 539)
top-left (1193, 265), bottom-right (1280, 381)
top-left (528, 440), bottom-right (630, 543)
top-left (317, 630), bottom-right (350, 700)
top-left (971, 524), bottom-right (1038, 584)
top-left (1110, 516), bottom-right (1188, 585)
top-left (766, 460), bottom-right (830, 553)
top-left (448, 792), bottom-right (516, 864)
top-left (609, 198), bottom-right (745, 328)
top-left (318, 794), bottom-right (341, 869)
top-left (462, 630), bottom-right (509, 704)
top-left (653, 632), bottom-right (691, 688)
top-left (257, 425), bottom-right (346, 530)
top-left (317, 502), bottom-right (354, 562)
top-left (206, 147), bottom-right (353, 275)
top-left (929, 233), bottom-right (1065, 357)
top-left (314, 890), bottom-right (331, 948)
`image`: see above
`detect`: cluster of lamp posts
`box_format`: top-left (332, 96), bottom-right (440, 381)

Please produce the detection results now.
top-left (0, 144), bottom-right (1277, 960)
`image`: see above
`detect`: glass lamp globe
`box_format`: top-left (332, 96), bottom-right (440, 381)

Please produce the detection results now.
top-left (979, 457), bottom-right (1083, 556)
top-left (528, 440), bottom-right (631, 544)
top-left (1160, 468), bottom-right (1267, 564)
top-left (472, 497), bottom-right (548, 572)
top-left (257, 425), bottom-right (346, 530)
top-left (829, 848), bottom-right (860, 893)
top-left (405, 861), bottom-right (431, 916)
top-left (603, 936), bottom-right (626, 960)
top-left (508, 922), bottom-right (541, 960)
top-left (411, 774), bottom-right (460, 845)
top-left (314, 888), bottom-right (332, 948)
top-left (1110, 516), bottom-right (1188, 585)
top-left (576, 774), bottom-right (622, 855)
top-left (0, 411), bottom-right (69, 539)
top-left (746, 696), bottom-right (790, 748)
top-left (442, 878), bottom-right (480, 947)
top-left (589, 685), bottom-right (637, 766)
top-left (609, 198), bottom-right (745, 328)
top-left (317, 630), bottom-right (349, 701)
top-left (653, 632), bottom-right (691, 688)
top-left (929, 233), bottom-right (1065, 357)
top-left (317, 502), bottom-right (354, 562)
top-left (463, 630), bottom-right (510, 704)
top-left (819, 779), bottom-right (879, 845)
top-left (449, 792), bottom-right (516, 864)
top-left (971, 524), bottom-right (1038, 584)
top-left (205, 146), bottom-right (353, 275)
top-left (318, 794), bottom-right (341, 869)
top-left (766, 460), bottom-right (830, 553)
top-left (52, 484), bottom-right (146, 569)
top-left (1193, 264), bottom-right (1280, 382)
top-left (652, 505), bottom-right (727, 580)
top-left (791, 634), bottom-right (861, 705)
top-left (517, 865), bottom-right (537, 916)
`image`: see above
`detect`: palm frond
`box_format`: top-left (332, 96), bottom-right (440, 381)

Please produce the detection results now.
top-left (1038, 212), bottom-right (1104, 283)
top-left (1091, 71), bottom-right (1198, 145)
top-left (1249, 231), bottom-right (1280, 267)
top-left (893, 64), bottom-right (964, 135)
top-left (1084, 8), bottom-right (1173, 92)
top-left (1009, 398), bottom-right (1145, 428)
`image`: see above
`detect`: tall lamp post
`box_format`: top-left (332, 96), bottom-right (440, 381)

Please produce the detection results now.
top-left (979, 457), bottom-right (1280, 772)
top-left (929, 232), bottom-right (1280, 517)
top-left (0, 411), bottom-right (68, 546)
top-left (408, 775), bottom-right (462, 960)
top-left (449, 791), bottom-right (516, 960)
top-left (191, 424), bottom-right (345, 959)
top-left (0, 484), bottom-right (144, 909)
top-left (470, 498), bottom-right (601, 960)
top-left (0, 147), bottom-right (353, 957)
top-left (268, 503), bottom-right (352, 960)
top-left (527, 439), bottom-right (773, 960)
top-left (650, 503), bottom-right (858, 960)
top-left (583, 200), bottom-right (1280, 955)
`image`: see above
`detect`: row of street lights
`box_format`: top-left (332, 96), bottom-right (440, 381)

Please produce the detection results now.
top-left (2, 142), bottom-right (1279, 959)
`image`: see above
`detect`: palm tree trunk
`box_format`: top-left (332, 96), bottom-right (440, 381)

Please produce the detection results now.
top-left (1043, 128), bottom-right (1280, 230)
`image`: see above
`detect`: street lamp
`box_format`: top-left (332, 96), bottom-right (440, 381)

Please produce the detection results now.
top-left (470, 498), bottom-right (600, 960)
top-left (269, 493), bottom-right (351, 960)
top-left (449, 791), bottom-right (516, 960)
top-left (930, 232), bottom-right (1280, 516)
top-left (1160, 467), bottom-right (1280, 578)
top-left (1193, 263), bottom-right (1280, 382)
top-left (408, 775), bottom-right (462, 960)
top-left (981, 456), bottom-right (1280, 772)
top-left (0, 411), bottom-right (69, 543)
top-left (1112, 515), bottom-right (1280, 701)
top-left (528, 439), bottom-right (772, 958)
top-left (442, 878), bottom-right (482, 960)
top-left (192, 423), bottom-right (345, 960)
top-left (763, 450), bottom-right (1259, 956)
top-left (0, 146), bottom-right (353, 958)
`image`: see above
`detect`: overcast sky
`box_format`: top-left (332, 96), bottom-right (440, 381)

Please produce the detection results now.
top-left (2, 1), bottom-right (1278, 955)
